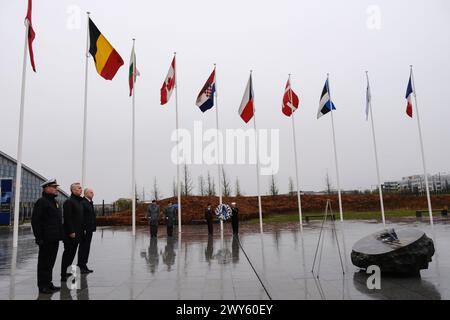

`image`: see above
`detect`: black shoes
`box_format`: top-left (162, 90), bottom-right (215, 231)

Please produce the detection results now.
top-left (49, 283), bottom-right (60, 292)
top-left (79, 265), bottom-right (94, 273)
top-left (39, 287), bottom-right (54, 294)
top-left (60, 272), bottom-right (72, 282)
top-left (39, 283), bottom-right (60, 294)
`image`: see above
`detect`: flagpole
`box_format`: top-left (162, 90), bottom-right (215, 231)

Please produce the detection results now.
top-left (81, 12), bottom-right (90, 187)
top-left (410, 65), bottom-right (433, 226)
top-left (174, 52), bottom-right (182, 233)
top-left (131, 39), bottom-right (136, 236)
top-left (12, 19), bottom-right (31, 248)
top-left (214, 64), bottom-right (224, 235)
top-left (288, 74), bottom-right (303, 231)
top-left (251, 70), bottom-right (263, 234)
top-left (365, 71), bottom-right (386, 227)
top-left (327, 74), bottom-right (343, 222)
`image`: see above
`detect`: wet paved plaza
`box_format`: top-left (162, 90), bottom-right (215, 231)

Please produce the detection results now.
top-left (0, 220), bottom-right (449, 300)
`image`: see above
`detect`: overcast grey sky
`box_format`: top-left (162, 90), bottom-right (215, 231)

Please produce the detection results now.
top-left (1, 0), bottom-right (450, 203)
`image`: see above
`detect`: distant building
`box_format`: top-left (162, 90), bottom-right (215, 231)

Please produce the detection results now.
top-left (382, 181), bottom-right (400, 192)
top-left (383, 172), bottom-right (450, 194)
top-left (0, 150), bottom-right (69, 223)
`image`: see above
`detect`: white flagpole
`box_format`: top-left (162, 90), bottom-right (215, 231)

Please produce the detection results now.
top-left (251, 71), bottom-right (263, 234)
top-left (410, 65), bottom-right (433, 226)
top-left (12, 19), bottom-right (31, 248)
top-left (81, 12), bottom-right (90, 187)
top-left (131, 39), bottom-right (136, 236)
top-left (327, 74), bottom-right (344, 222)
top-left (174, 52), bottom-right (182, 233)
top-left (214, 64), bottom-right (224, 235)
top-left (288, 75), bottom-right (303, 231)
top-left (365, 71), bottom-right (386, 227)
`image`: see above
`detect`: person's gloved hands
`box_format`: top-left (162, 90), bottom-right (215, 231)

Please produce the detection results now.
top-left (35, 239), bottom-right (44, 246)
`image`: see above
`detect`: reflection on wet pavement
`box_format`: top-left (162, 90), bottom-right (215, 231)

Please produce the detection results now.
top-left (0, 220), bottom-right (449, 300)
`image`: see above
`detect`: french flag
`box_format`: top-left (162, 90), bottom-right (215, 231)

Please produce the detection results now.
top-left (405, 73), bottom-right (414, 118)
top-left (238, 74), bottom-right (254, 123)
top-left (195, 69), bottom-right (216, 112)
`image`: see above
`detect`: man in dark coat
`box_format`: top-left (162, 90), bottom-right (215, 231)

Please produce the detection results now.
top-left (231, 202), bottom-right (239, 235)
top-left (164, 201), bottom-right (175, 237)
top-left (61, 182), bottom-right (84, 281)
top-left (31, 179), bottom-right (64, 294)
top-left (78, 187), bottom-right (96, 273)
top-left (204, 203), bottom-right (214, 236)
top-left (147, 200), bottom-right (160, 238)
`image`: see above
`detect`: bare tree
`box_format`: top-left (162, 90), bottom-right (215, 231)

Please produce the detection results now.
top-left (235, 176), bottom-right (242, 197)
top-left (198, 175), bottom-right (206, 196)
top-left (325, 171), bottom-right (333, 195)
top-left (172, 178), bottom-right (176, 197)
top-left (182, 164), bottom-right (194, 196)
top-left (207, 171), bottom-right (216, 196)
top-left (151, 177), bottom-right (162, 201)
top-left (269, 174), bottom-right (279, 196)
top-left (288, 176), bottom-right (294, 196)
top-left (221, 168), bottom-right (232, 197)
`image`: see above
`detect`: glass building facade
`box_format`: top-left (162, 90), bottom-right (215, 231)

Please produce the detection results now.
top-left (0, 150), bottom-right (69, 223)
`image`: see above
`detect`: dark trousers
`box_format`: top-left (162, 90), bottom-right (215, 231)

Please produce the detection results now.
top-left (37, 241), bottom-right (59, 289)
top-left (232, 218), bottom-right (239, 234)
top-left (150, 225), bottom-right (158, 238)
top-left (207, 220), bottom-right (213, 235)
top-left (78, 231), bottom-right (93, 268)
top-left (167, 225), bottom-right (174, 237)
top-left (61, 238), bottom-right (80, 276)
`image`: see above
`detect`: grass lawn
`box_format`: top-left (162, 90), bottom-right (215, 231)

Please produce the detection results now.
top-left (247, 210), bottom-right (426, 224)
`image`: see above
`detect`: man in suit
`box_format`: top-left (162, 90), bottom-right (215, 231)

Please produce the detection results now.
top-left (61, 182), bottom-right (84, 282)
top-left (204, 203), bottom-right (214, 236)
top-left (78, 188), bottom-right (96, 274)
top-left (164, 201), bottom-right (175, 237)
top-left (231, 202), bottom-right (239, 236)
top-left (31, 179), bottom-right (64, 294)
top-left (147, 200), bottom-right (160, 238)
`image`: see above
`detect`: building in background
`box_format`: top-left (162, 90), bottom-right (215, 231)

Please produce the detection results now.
top-left (0, 150), bottom-right (69, 224)
top-left (383, 173), bottom-right (450, 194)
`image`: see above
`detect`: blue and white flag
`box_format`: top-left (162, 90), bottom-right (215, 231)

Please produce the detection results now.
top-left (195, 69), bottom-right (216, 112)
top-left (317, 79), bottom-right (336, 119)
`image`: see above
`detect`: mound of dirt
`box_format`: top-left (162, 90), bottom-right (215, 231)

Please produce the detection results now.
top-left (96, 194), bottom-right (450, 226)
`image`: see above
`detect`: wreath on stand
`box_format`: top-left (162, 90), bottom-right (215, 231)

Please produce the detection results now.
top-left (215, 203), bottom-right (232, 221)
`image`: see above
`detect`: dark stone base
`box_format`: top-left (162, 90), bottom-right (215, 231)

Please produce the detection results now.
top-left (351, 229), bottom-right (435, 275)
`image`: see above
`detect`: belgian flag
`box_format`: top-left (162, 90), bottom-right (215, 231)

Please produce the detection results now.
top-left (89, 18), bottom-right (124, 80)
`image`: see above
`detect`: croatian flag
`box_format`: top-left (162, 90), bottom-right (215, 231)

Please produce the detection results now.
top-left (282, 78), bottom-right (299, 117)
top-left (195, 69), bottom-right (216, 112)
top-left (160, 56), bottom-right (176, 105)
top-left (317, 79), bottom-right (336, 119)
top-left (405, 73), bottom-right (414, 118)
top-left (238, 74), bottom-right (254, 123)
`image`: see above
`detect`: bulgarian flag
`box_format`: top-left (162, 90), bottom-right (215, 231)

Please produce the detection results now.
top-left (88, 18), bottom-right (124, 80)
top-left (128, 42), bottom-right (140, 96)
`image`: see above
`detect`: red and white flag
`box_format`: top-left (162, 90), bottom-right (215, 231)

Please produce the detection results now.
top-left (238, 74), bottom-right (254, 123)
top-left (25, 0), bottom-right (36, 72)
top-left (282, 78), bottom-right (299, 117)
top-left (160, 56), bottom-right (176, 105)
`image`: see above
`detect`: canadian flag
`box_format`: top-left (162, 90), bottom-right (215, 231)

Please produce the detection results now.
top-left (282, 79), bottom-right (299, 117)
top-left (238, 74), bottom-right (255, 123)
top-left (160, 56), bottom-right (176, 105)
